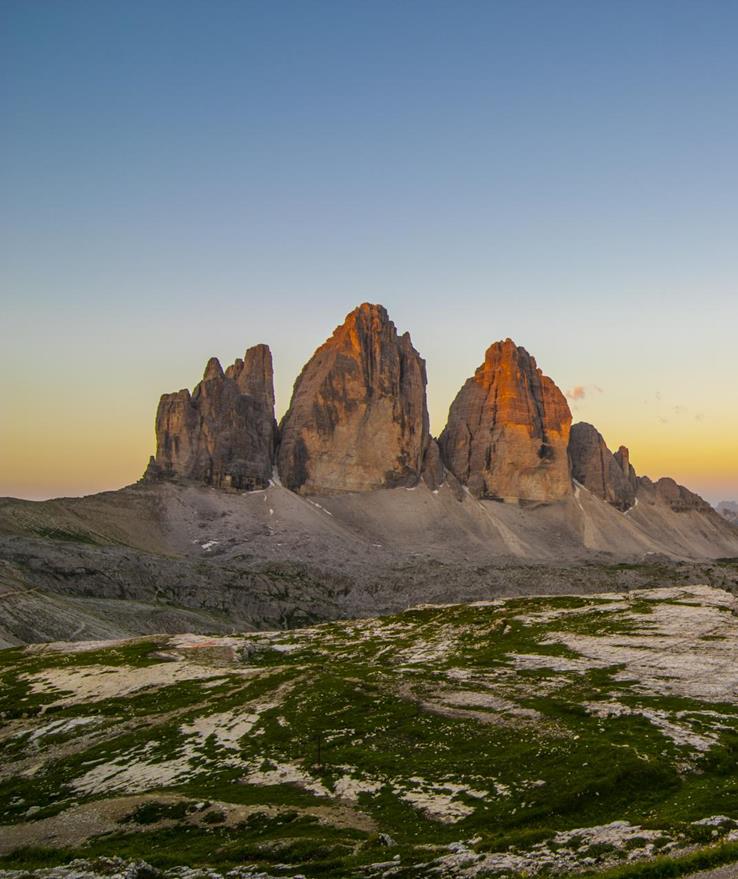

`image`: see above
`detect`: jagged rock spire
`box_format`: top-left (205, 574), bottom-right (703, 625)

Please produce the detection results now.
top-left (569, 423), bottom-right (638, 511)
top-left (439, 339), bottom-right (572, 502)
top-left (150, 344), bottom-right (277, 490)
top-left (277, 303), bottom-right (430, 494)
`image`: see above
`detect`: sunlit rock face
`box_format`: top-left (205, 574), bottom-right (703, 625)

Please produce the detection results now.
top-left (150, 344), bottom-right (277, 490)
top-left (569, 422), bottom-right (638, 511)
top-left (277, 303), bottom-right (430, 494)
top-left (438, 339), bottom-right (572, 502)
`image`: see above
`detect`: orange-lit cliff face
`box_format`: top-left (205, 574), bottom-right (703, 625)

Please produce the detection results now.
top-left (439, 339), bottom-right (573, 502)
top-left (277, 303), bottom-right (430, 494)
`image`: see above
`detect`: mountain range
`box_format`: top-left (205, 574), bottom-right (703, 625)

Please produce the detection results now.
top-left (1, 302), bottom-right (737, 647)
top-left (144, 302), bottom-right (721, 515)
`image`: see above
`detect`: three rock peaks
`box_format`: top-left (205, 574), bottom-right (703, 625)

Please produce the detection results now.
top-left (146, 302), bottom-right (703, 511)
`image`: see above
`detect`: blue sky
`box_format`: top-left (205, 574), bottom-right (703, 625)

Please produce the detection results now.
top-left (2, 0), bottom-right (738, 501)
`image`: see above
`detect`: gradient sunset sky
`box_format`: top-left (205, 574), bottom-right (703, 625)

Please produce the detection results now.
top-left (2, 1), bottom-right (737, 503)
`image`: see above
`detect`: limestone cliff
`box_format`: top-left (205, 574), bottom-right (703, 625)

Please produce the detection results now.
top-left (438, 339), bottom-right (572, 502)
top-left (277, 303), bottom-right (429, 494)
top-left (149, 344), bottom-right (277, 490)
top-left (569, 422), bottom-right (638, 511)
top-left (638, 476), bottom-right (715, 514)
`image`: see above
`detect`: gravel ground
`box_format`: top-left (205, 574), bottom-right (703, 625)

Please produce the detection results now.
top-left (686, 864), bottom-right (738, 878)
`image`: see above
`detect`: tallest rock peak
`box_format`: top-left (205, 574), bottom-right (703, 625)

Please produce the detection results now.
top-left (439, 340), bottom-right (572, 502)
top-left (277, 303), bottom-right (429, 494)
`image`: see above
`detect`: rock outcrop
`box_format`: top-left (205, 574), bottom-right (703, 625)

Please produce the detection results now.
top-left (638, 476), bottom-right (714, 514)
top-left (438, 339), bottom-right (572, 502)
top-left (568, 421), bottom-right (720, 516)
top-left (150, 344), bottom-right (277, 490)
top-left (277, 303), bottom-right (429, 494)
top-left (569, 423), bottom-right (638, 511)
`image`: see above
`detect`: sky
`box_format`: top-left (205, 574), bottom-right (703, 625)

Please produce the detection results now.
top-left (2, 0), bottom-right (737, 504)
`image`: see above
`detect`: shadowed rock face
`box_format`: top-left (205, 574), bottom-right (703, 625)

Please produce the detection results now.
top-left (569, 422), bottom-right (717, 515)
top-left (569, 422), bottom-right (638, 511)
top-left (277, 303), bottom-right (429, 494)
top-left (150, 344), bottom-right (277, 490)
top-left (439, 339), bottom-right (572, 502)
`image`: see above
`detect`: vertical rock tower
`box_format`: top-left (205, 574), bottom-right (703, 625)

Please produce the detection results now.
top-left (150, 344), bottom-right (277, 490)
top-left (568, 422), bottom-right (638, 511)
top-left (277, 303), bottom-right (430, 494)
top-left (439, 339), bottom-right (572, 502)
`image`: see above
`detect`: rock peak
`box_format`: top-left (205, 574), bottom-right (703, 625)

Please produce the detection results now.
top-left (569, 423), bottom-right (637, 511)
top-left (439, 339), bottom-right (572, 502)
top-left (355, 301), bottom-right (388, 316)
top-left (277, 303), bottom-right (429, 494)
top-left (203, 357), bottom-right (224, 381)
top-left (150, 345), bottom-right (277, 490)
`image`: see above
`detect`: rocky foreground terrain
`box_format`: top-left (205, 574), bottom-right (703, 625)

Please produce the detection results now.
top-left (2, 585), bottom-right (738, 878)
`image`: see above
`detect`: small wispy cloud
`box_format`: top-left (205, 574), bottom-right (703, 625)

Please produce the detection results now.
top-left (566, 384), bottom-right (603, 402)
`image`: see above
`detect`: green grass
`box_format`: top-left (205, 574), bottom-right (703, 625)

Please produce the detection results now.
top-left (32, 526), bottom-right (99, 545)
top-left (573, 840), bottom-right (738, 878)
top-left (2, 586), bottom-right (738, 877)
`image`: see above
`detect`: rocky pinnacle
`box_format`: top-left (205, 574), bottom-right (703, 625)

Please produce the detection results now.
top-left (277, 303), bottom-right (430, 494)
top-left (569, 422), bottom-right (638, 511)
top-left (149, 344), bottom-right (277, 490)
top-left (439, 339), bottom-right (572, 502)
